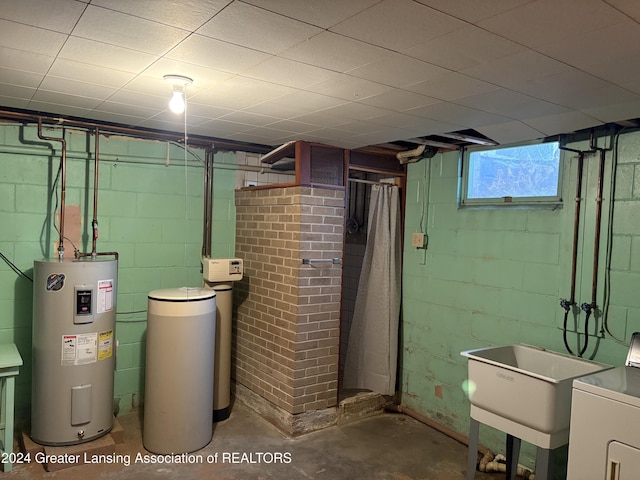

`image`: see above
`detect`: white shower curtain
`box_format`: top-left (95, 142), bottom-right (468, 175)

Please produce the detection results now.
top-left (343, 184), bottom-right (402, 395)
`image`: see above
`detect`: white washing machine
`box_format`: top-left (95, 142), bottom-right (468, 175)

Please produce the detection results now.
top-left (567, 337), bottom-right (640, 480)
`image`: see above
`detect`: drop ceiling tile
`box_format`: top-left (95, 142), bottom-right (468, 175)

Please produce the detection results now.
top-left (454, 89), bottom-right (570, 120)
top-left (0, 95), bottom-right (30, 109)
top-left (0, 20), bottom-right (67, 55)
top-left (400, 117), bottom-right (465, 136)
top-left (405, 101), bottom-right (510, 129)
top-left (92, 100), bottom-right (158, 118)
top-left (347, 53), bottom-right (449, 88)
top-left (563, 85), bottom-right (640, 112)
top-left (514, 69), bottom-right (611, 105)
top-left (38, 76), bottom-right (117, 101)
top-left (191, 76), bottom-right (295, 110)
top-left (365, 111), bottom-right (432, 129)
top-left (58, 37), bottom-right (157, 72)
top-left (305, 75), bottom-right (392, 102)
top-left (262, 119), bottom-right (319, 135)
top-left (460, 50), bottom-right (574, 91)
top-left (414, 0), bottom-right (532, 24)
top-left (403, 25), bottom-right (524, 72)
top-left (526, 111), bottom-right (602, 137)
top-left (359, 89), bottom-right (440, 111)
top-left (166, 34), bottom-right (271, 73)
top-left (290, 106), bottom-right (369, 128)
top-left (242, 58), bottom-right (339, 89)
top-left (137, 60), bottom-right (235, 99)
top-left (197, 2), bottom-right (322, 54)
top-left (105, 90), bottom-right (167, 110)
top-left (218, 110), bottom-right (283, 127)
top-left (27, 101), bottom-right (93, 118)
top-left (48, 59), bottom-right (135, 88)
top-left (281, 31), bottom-right (388, 73)
top-left (241, 0), bottom-right (380, 29)
top-left (406, 71), bottom-right (499, 101)
top-left (606, 0), bottom-right (640, 21)
top-left (88, 110), bottom-right (152, 126)
top-left (331, 0), bottom-right (465, 51)
top-left (477, 0), bottom-right (626, 49)
top-left (0, 68), bottom-right (43, 88)
top-left (0, 83), bottom-right (36, 101)
top-left (476, 121), bottom-right (547, 145)
top-left (194, 118), bottom-right (254, 136)
top-left (583, 99), bottom-right (640, 124)
top-left (0, 0), bottom-right (86, 32)
top-left (242, 91), bottom-right (348, 118)
top-left (180, 103), bottom-right (233, 120)
top-left (91, 0), bottom-right (230, 30)
top-left (537, 20), bottom-right (640, 78)
top-left (72, 5), bottom-right (189, 55)
top-left (30, 89), bottom-right (105, 109)
top-left (0, 47), bottom-right (55, 75)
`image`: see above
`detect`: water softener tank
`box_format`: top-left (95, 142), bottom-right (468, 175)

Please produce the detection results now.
top-left (143, 287), bottom-right (216, 454)
top-left (31, 257), bottom-right (117, 445)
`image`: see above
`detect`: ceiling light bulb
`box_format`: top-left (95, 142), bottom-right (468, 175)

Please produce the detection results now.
top-left (163, 74), bottom-right (193, 115)
top-left (169, 90), bottom-right (185, 114)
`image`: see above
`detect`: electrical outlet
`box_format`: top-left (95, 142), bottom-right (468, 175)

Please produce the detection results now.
top-left (411, 232), bottom-right (425, 248)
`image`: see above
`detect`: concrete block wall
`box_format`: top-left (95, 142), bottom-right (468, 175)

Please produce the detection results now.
top-left (400, 132), bottom-right (640, 465)
top-left (234, 186), bottom-right (343, 432)
top-left (0, 122), bottom-right (239, 419)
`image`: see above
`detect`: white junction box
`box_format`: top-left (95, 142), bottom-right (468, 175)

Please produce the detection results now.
top-left (203, 258), bottom-right (243, 282)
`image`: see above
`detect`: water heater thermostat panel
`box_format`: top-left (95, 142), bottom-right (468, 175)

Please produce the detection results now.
top-left (74, 286), bottom-right (94, 324)
top-left (203, 258), bottom-right (243, 282)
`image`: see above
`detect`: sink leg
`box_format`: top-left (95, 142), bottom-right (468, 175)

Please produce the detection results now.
top-left (506, 434), bottom-right (521, 480)
top-left (466, 418), bottom-right (480, 480)
top-left (535, 447), bottom-right (552, 480)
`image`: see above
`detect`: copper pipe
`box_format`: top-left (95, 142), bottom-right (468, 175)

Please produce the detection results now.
top-left (37, 118), bottom-right (67, 261)
top-left (590, 144), bottom-right (607, 307)
top-left (202, 146), bottom-right (214, 258)
top-left (76, 252), bottom-right (119, 261)
top-left (0, 108), bottom-right (267, 153)
top-left (92, 126), bottom-right (100, 256)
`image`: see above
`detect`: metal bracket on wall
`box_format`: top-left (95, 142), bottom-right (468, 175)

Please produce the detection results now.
top-left (301, 258), bottom-right (341, 265)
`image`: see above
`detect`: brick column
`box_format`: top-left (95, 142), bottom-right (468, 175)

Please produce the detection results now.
top-left (234, 186), bottom-right (344, 434)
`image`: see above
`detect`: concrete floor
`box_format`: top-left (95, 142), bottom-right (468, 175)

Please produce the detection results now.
top-left (9, 400), bottom-right (497, 480)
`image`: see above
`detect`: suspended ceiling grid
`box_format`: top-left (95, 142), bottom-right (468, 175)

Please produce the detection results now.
top-left (1, 0), bottom-right (640, 151)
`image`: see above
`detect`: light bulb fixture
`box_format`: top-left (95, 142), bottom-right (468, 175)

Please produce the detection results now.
top-left (163, 74), bottom-right (193, 114)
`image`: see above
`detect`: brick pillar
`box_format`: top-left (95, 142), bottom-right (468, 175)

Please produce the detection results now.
top-left (234, 186), bottom-right (344, 434)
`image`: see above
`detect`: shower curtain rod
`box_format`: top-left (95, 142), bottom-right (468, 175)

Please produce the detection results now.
top-left (348, 178), bottom-right (398, 186)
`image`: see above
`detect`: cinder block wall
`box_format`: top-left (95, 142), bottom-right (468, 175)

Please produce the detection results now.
top-left (234, 186), bottom-right (344, 432)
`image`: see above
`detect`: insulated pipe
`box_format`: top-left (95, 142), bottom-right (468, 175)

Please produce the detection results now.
top-left (37, 118), bottom-right (67, 261)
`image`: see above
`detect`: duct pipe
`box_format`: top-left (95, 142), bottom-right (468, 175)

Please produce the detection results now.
top-left (37, 118), bottom-right (67, 261)
top-left (396, 144), bottom-right (426, 164)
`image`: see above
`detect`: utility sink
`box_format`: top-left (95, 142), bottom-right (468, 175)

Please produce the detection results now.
top-left (461, 345), bottom-right (611, 447)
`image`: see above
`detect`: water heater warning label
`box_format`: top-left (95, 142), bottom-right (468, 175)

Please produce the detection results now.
top-left (97, 279), bottom-right (114, 313)
top-left (98, 330), bottom-right (113, 361)
top-left (61, 333), bottom-right (98, 366)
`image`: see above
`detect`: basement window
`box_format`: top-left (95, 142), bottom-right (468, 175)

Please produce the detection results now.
top-left (460, 139), bottom-right (561, 207)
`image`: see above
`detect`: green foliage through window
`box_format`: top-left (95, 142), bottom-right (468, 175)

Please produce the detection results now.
top-left (462, 141), bottom-right (561, 206)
